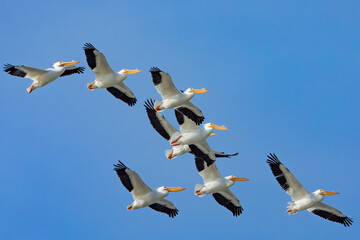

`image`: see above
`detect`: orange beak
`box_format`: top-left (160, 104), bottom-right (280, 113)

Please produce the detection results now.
top-left (319, 190), bottom-right (340, 195)
top-left (123, 69), bottom-right (142, 74)
top-left (210, 123), bottom-right (230, 131)
top-left (164, 187), bottom-right (186, 192)
top-left (230, 177), bottom-right (250, 182)
top-left (189, 88), bottom-right (209, 93)
top-left (59, 60), bottom-right (80, 67)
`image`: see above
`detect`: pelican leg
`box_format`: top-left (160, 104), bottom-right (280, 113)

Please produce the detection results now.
top-left (195, 186), bottom-right (204, 196)
top-left (286, 203), bottom-right (295, 214)
top-left (155, 102), bottom-right (163, 111)
top-left (167, 149), bottom-right (174, 159)
top-left (170, 135), bottom-right (182, 146)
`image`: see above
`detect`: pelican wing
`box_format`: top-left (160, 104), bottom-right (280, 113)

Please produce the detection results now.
top-left (189, 142), bottom-right (216, 166)
top-left (175, 101), bottom-right (205, 125)
top-left (114, 161), bottom-right (152, 198)
top-left (267, 153), bottom-right (310, 201)
top-left (83, 43), bottom-right (114, 75)
top-left (107, 82), bottom-right (137, 106)
top-left (145, 99), bottom-right (179, 141)
top-left (212, 188), bottom-right (243, 217)
top-left (149, 199), bottom-right (179, 218)
top-left (60, 66), bottom-right (85, 77)
top-left (308, 202), bottom-right (353, 227)
top-left (174, 109), bottom-right (201, 134)
top-left (4, 64), bottom-right (48, 79)
top-left (150, 67), bottom-right (180, 98)
top-left (194, 157), bottom-right (222, 183)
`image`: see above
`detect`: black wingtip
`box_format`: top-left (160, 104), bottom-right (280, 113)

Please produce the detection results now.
top-left (196, 116), bottom-right (205, 125)
top-left (149, 67), bottom-right (162, 73)
top-left (215, 152), bottom-right (239, 158)
top-left (343, 217), bottom-right (353, 227)
top-left (83, 42), bottom-right (96, 50)
top-left (113, 160), bottom-right (127, 171)
top-left (266, 153), bottom-right (280, 165)
top-left (229, 152), bottom-right (240, 157)
top-left (144, 98), bottom-right (155, 110)
top-left (233, 206), bottom-right (244, 217)
top-left (3, 63), bottom-right (14, 71)
top-left (127, 98), bottom-right (137, 107)
top-left (79, 67), bottom-right (85, 73)
top-left (169, 209), bottom-right (179, 218)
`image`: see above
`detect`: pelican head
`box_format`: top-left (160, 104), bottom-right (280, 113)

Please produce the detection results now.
top-left (312, 189), bottom-right (339, 202)
top-left (157, 186), bottom-right (186, 196)
top-left (118, 68), bottom-right (142, 75)
top-left (225, 175), bottom-right (250, 187)
top-left (183, 88), bottom-right (209, 98)
top-left (226, 176), bottom-right (250, 182)
top-left (53, 60), bottom-right (80, 68)
top-left (314, 189), bottom-right (339, 196)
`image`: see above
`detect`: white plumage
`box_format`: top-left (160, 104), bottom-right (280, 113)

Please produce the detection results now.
top-left (83, 43), bottom-right (141, 106)
top-left (267, 153), bottom-right (353, 227)
top-left (194, 156), bottom-right (249, 216)
top-left (4, 61), bottom-right (84, 93)
top-left (114, 161), bottom-right (185, 218)
top-left (150, 67), bottom-right (208, 125)
top-left (144, 99), bottom-right (238, 163)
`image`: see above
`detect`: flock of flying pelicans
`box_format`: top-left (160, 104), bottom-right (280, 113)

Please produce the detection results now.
top-left (4, 43), bottom-right (353, 227)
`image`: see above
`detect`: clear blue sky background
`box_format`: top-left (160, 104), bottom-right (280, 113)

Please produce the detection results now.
top-left (1, 1), bottom-right (359, 239)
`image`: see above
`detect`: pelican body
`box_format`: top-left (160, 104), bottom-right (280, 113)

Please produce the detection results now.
top-left (150, 67), bottom-right (208, 125)
top-left (114, 161), bottom-right (185, 218)
top-left (170, 122), bottom-right (229, 147)
top-left (144, 99), bottom-right (238, 165)
top-left (194, 157), bottom-right (249, 216)
top-left (169, 108), bottom-right (229, 148)
top-left (84, 43), bottom-right (141, 106)
top-left (267, 153), bottom-right (353, 227)
top-left (4, 61), bottom-right (84, 93)
top-left (156, 88), bottom-right (197, 109)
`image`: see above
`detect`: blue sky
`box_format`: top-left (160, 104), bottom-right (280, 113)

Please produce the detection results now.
top-left (1, 0), bottom-right (359, 239)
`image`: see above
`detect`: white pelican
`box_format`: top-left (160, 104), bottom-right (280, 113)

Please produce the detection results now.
top-left (267, 153), bottom-right (353, 227)
top-left (150, 67), bottom-right (209, 125)
top-left (194, 156), bottom-right (249, 216)
top-left (114, 161), bottom-right (186, 218)
top-left (83, 43), bottom-right (141, 106)
top-left (144, 99), bottom-right (238, 164)
top-left (3, 61), bottom-right (84, 93)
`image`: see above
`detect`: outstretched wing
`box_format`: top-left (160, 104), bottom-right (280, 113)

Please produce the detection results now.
top-left (308, 202), bottom-right (353, 227)
top-left (175, 101), bottom-right (205, 125)
top-left (60, 66), bottom-right (85, 77)
top-left (106, 82), bottom-right (137, 106)
top-left (149, 67), bottom-right (180, 99)
top-left (212, 188), bottom-right (243, 217)
top-left (83, 43), bottom-right (114, 76)
top-left (148, 199), bottom-right (179, 218)
top-left (266, 153), bottom-right (310, 201)
top-left (144, 99), bottom-right (179, 141)
top-left (4, 64), bottom-right (48, 79)
top-left (113, 161), bottom-right (152, 198)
